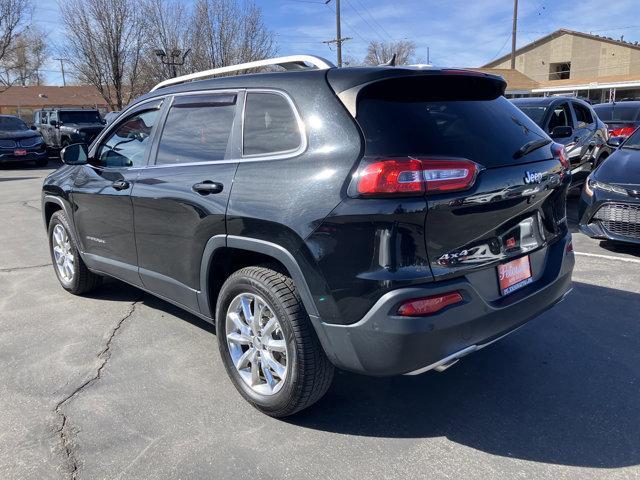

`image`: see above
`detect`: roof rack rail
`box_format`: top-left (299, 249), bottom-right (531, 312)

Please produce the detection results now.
top-left (150, 54), bottom-right (335, 92)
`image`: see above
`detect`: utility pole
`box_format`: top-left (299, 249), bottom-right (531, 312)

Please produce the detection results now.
top-left (55, 58), bottom-right (66, 86)
top-left (323, 0), bottom-right (351, 67)
top-left (510, 0), bottom-right (518, 69)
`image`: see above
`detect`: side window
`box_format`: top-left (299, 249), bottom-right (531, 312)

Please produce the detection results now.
top-left (573, 103), bottom-right (594, 126)
top-left (548, 103), bottom-right (573, 132)
top-left (49, 112), bottom-right (57, 123)
top-left (155, 93), bottom-right (236, 165)
top-left (243, 92), bottom-right (302, 156)
top-left (95, 109), bottom-right (158, 168)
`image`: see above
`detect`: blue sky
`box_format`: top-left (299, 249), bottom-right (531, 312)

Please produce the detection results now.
top-left (34, 0), bottom-right (640, 84)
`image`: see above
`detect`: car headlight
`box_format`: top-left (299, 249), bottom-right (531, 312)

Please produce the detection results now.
top-left (585, 177), bottom-right (628, 197)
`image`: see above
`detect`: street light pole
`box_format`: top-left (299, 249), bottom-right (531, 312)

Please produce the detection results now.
top-left (55, 58), bottom-right (66, 86)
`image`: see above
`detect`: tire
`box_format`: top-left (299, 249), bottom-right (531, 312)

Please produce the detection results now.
top-left (216, 266), bottom-right (334, 417)
top-left (48, 211), bottom-right (101, 295)
top-left (35, 158), bottom-right (48, 167)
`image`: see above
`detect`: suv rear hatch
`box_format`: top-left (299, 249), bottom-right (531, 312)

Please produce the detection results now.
top-left (331, 70), bottom-right (569, 297)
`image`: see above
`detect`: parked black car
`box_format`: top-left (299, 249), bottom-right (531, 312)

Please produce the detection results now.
top-left (512, 97), bottom-right (611, 186)
top-left (0, 115), bottom-right (48, 167)
top-left (579, 128), bottom-right (640, 245)
top-left (42, 57), bottom-right (574, 416)
top-left (34, 108), bottom-right (105, 152)
top-left (592, 101), bottom-right (640, 139)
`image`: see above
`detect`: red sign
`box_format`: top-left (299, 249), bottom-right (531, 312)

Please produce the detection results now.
top-left (498, 255), bottom-right (532, 295)
top-left (14, 149), bottom-right (27, 156)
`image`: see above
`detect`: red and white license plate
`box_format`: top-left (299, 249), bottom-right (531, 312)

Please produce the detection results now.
top-left (14, 149), bottom-right (27, 156)
top-left (498, 255), bottom-right (533, 296)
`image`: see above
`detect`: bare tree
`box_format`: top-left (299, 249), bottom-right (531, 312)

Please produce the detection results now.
top-left (59, 0), bottom-right (146, 110)
top-left (4, 29), bottom-right (47, 86)
top-left (138, 0), bottom-right (190, 88)
top-left (187, 0), bottom-right (276, 73)
top-left (363, 40), bottom-right (416, 66)
top-left (0, 0), bottom-right (31, 88)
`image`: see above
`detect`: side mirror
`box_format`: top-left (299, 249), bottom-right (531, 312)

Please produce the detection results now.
top-left (607, 136), bottom-right (624, 148)
top-left (30, 125), bottom-right (37, 131)
top-left (50, 120), bottom-right (58, 127)
top-left (550, 126), bottom-right (573, 139)
top-left (61, 143), bottom-right (88, 165)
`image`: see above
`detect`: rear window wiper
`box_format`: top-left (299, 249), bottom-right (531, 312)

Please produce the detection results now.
top-left (513, 138), bottom-right (551, 159)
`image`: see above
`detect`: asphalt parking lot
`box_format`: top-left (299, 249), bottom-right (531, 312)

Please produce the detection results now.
top-left (2, 161), bottom-right (640, 480)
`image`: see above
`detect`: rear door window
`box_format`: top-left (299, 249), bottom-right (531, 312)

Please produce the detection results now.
top-left (243, 92), bottom-right (302, 156)
top-left (573, 102), bottom-right (594, 125)
top-left (155, 93), bottom-right (237, 165)
top-left (548, 103), bottom-right (573, 131)
top-left (356, 78), bottom-right (549, 167)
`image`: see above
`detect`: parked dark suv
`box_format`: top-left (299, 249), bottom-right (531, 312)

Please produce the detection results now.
top-left (42, 56), bottom-right (574, 417)
top-left (34, 108), bottom-right (105, 152)
top-left (511, 97), bottom-right (610, 187)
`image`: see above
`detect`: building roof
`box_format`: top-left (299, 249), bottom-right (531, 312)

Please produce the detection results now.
top-left (470, 68), bottom-right (540, 92)
top-left (0, 85), bottom-right (107, 108)
top-left (483, 29), bottom-right (640, 68)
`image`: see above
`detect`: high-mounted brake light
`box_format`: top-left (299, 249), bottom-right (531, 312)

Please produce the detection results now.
top-left (352, 157), bottom-right (479, 197)
top-left (551, 143), bottom-right (569, 171)
top-left (397, 291), bottom-right (463, 317)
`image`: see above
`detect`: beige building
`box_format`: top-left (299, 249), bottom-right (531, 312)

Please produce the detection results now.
top-left (482, 29), bottom-right (640, 102)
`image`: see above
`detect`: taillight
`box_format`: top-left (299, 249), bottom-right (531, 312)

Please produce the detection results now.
top-left (397, 291), bottom-right (463, 317)
top-left (351, 157), bottom-right (480, 197)
top-left (610, 126), bottom-right (636, 138)
top-left (551, 143), bottom-right (569, 170)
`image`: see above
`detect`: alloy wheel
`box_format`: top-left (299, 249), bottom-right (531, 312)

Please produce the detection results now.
top-left (52, 224), bottom-right (75, 283)
top-left (225, 293), bottom-right (289, 396)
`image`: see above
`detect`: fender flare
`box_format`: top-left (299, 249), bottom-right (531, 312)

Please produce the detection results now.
top-left (197, 234), bottom-right (319, 320)
top-left (42, 195), bottom-right (74, 232)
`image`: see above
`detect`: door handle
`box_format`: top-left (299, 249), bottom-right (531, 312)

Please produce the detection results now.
top-left (111, 180), bottom-right (130, 190)
top-left (193, 181), bottom-right (224, 195)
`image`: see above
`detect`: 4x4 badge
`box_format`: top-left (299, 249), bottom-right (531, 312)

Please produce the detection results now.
top-left (524, 171), bottom-right (544, 184)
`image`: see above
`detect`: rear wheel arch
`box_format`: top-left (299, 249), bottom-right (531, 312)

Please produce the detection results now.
top-left (199, 236), bottom-right (320, 322)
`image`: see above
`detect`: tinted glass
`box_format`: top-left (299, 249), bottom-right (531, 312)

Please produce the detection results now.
top-left (593, 104), bottom-right (640, 122)
top-left (59, 111), bottom-right (103, 124)
top-left (621, 128), bottom-right (640, 149)
top-left (96, 109), bottom-right (158, 168)
top-left (515, 105), bottom-right (547, 126)
top-left (357, 94), bottom-right (548, 167)
top-left (0, 116), bottom-right (27, 131)
top-left (548, 104), bottom-right (572, 130)
top-left (573, 103), bottom-right (593, 124)
top-left (156, 94), bottom-right (236, 165)
top-left (243, 92), bottom-right (301, 156)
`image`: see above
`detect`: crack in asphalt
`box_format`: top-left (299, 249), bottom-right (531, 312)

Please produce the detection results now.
top-left (0, 263), bottom-right (50, 273)
top-left (21, 200), bottom-right (42, 212)
top-left (53, 300), bottom-right (140, 479)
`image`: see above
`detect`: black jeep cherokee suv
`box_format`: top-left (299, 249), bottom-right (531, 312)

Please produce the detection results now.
top-left (42, 56), bottom-right (574, 417)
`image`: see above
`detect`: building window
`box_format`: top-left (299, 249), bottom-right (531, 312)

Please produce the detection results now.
top-left (549, 62), bottom-right (571, 80)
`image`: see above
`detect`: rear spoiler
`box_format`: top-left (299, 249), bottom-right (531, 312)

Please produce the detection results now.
top-left (327, 68), bottom-right (507, 117)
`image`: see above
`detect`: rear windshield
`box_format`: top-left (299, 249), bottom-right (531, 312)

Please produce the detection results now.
top-left (0, 116), bottom-right (27, 131)
top-left (356, 77), bottom-right (548, 167)
top-left (515, 105), bottom-right (547, 126)
top-left (592, 103), bottom-right (640, 122)
top-left (59, 111), bottom-right (103, 124)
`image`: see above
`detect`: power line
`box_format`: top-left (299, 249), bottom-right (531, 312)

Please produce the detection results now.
top-left (344, 0), bottom-right (384, 44)
top-left (353, 0), bottom-right (394, 42)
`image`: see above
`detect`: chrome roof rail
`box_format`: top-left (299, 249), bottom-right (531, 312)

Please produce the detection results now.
top-left (150, 55), bottom-right (335, 92)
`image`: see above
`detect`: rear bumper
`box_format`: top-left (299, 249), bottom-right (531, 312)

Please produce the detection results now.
top-left (312, 233), bottom-right (574, 376)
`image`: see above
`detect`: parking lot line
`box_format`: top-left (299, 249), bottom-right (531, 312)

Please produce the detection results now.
top-left (575, 251), bottom-right (640, 264)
